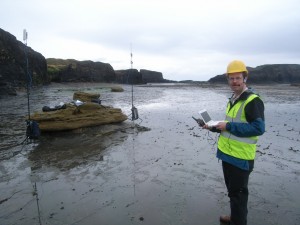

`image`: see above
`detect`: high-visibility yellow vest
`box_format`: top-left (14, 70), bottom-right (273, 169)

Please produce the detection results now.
top-left (218, 94), bottom-right (259, 160)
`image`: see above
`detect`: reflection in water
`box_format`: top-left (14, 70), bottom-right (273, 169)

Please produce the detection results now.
top-left (28, 124), bottom-right (133, 171)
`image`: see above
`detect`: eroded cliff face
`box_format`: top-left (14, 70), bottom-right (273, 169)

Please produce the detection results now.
top-left (0, 28), bottom-right (167, 96)
top-left (47, 58), bottom-right (116, 83)
top-left (140, 69), bottom-right (163, 83)
top-left (115, 69), bottom-right (142, 84)
top-left (47, 59), bottom-right (166, 84)
top-left (115, 69), bottom-right (165, 84)
top-left (0, 28), bottom-right (48, 92)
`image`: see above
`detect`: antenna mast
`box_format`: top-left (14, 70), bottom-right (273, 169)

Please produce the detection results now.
top-left (130, 44), bottom-right (133, 107)
top-left (23, 29), bottom-right (31, 120)
top-left (130, 44), bottom-right (139, 121)
top-left (23, 29), bottom-right (28, 45)
top-left (23, 29), bottom-right (40, 140)
top-left (130, 44), bottom-right (133, 70)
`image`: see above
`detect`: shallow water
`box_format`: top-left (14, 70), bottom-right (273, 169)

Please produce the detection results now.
top-left (0, 83), bottom-right (300, 225)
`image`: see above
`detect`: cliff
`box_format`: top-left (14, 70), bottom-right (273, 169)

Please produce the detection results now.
top-left (140, 69), bottom-right (164, 83)
top-left (4, 27), bottom-right (300, 94)
top-left (115, 69), bottom-right (165, 84)
top-left (115, 69), bottom-right (142, 84)
top-left (0, 28), bottom-right (167, 96)
top-left (47, 58), bottom-right (116, 82)
top-left (0, 28), bottom-right (48, 94)
top-left (209, 64), bottom-right (300, 84)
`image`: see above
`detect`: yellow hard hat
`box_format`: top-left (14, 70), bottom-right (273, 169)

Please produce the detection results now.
top-left (227, 60), bottom-right (248, 74)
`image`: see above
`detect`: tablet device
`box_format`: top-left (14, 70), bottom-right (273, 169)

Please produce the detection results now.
top-left (198, 109), bottom-right (223, 127)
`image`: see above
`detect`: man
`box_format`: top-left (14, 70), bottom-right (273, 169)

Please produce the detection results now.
top-left (203, 60), bottom-right (265, 225)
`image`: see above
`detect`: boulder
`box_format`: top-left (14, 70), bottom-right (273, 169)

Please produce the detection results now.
top-left (111, 86), bottom-right (124, 92)
top-left (31, 102), bottom-right (128, 132)
top-left (73, 91), bottom-right (100, 102)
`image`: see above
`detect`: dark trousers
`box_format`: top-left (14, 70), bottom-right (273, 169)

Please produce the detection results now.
top-left (222, 161), bottom-right (253, 225)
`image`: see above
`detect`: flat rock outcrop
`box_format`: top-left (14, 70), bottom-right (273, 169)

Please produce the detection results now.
top-left (31, 102), bottom-right (127, 132)
top-left (31, 91), bottom-right (127, 132)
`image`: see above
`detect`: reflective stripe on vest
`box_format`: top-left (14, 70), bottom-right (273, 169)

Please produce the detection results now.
top-left (218, 94), bottom-right (259, 160)
top-left (221, 131), bottom-right (258, 144)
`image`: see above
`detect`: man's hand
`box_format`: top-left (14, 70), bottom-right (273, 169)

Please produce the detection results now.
top-left (215, 122), bottom-right (227, 131)
top-left (202, 124), bottom-right (210, 130)
top-left (202, 122), bottom-right (227, 131)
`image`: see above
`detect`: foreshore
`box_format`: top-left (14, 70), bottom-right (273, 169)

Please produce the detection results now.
top-left (0, 83), bottom-right (299, 225)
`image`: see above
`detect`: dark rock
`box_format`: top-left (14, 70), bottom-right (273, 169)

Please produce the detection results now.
top-left (0, 82), bottom-right (17, 96)
top-left (0, 28), bottom-right (167, 89)
top-left (115, 69), bottom-right (142, 84)
top-left (209, 64), bottom-right (300, 84)
top-left (0, 28), bottom-right (48, 91)
top-left (115, 69), bottom-right (165, 84)
top-left (140, 69), bottom-right (164, 83)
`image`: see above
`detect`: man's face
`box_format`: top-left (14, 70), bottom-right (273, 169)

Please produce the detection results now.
top-left (227, 72), bottom-right (245, 93)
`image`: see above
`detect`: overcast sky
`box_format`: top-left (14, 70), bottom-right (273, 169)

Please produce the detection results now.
top-left (1, 0), bottom-right (300, 81)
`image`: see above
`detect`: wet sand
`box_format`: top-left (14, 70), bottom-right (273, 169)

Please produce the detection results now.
top-left (0, 83), bottom-right (300, 225)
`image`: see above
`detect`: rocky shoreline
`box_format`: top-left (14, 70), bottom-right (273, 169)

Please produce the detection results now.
top-left (1, 27), bottom-right (300, 97)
